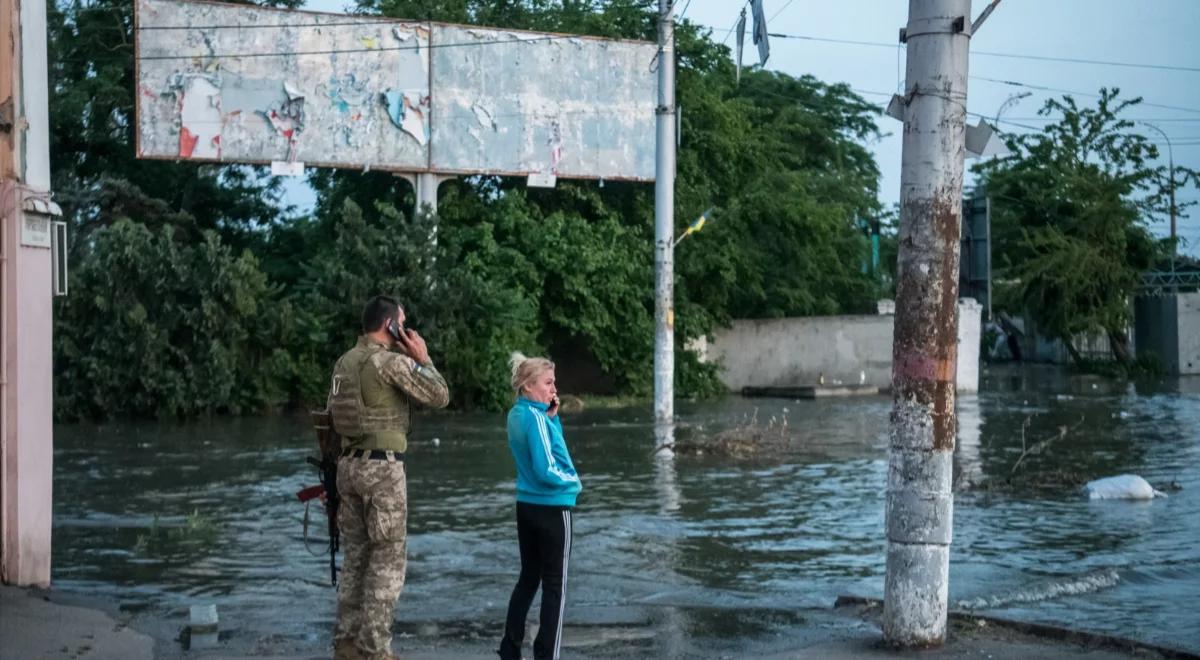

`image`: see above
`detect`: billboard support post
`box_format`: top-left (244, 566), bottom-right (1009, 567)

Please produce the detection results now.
top-left (397, 172), bottom-right (454, 217)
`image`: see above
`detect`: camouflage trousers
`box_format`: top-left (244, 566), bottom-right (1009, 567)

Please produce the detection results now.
top-left (333, 455), bottom-right (408, 659)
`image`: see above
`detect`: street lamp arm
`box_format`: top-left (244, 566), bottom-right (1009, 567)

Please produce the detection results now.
top-left (1139, 121), bottom-right (1173, 164)
top-left (1141, 121), bottom-right (1178, 276)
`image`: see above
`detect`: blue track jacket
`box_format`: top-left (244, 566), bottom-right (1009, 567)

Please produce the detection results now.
top-left (507, 397), bottom-right (582, 506)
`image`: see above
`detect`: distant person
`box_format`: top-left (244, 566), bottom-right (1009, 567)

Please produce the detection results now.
top-left (498, 353), bottom-right (582, 660)
top-left (999, 313), bottom-right (1024, 362)
top-left (328, 295), bottom-right (449, 660)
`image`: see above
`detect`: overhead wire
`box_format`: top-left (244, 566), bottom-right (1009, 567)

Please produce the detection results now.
top-left (970, 76), bottom-right (1200, 116)
top-left (705, 26), bottom-right (1200, 74)
top-left (711, 6), bottom-right (1200, 139)
top-left (768, 0), bottom-right (797, 22)
top-left (677, 0), bottom-right (695, 22)
top-left (719, 1), bottom-right (750, 46)
top-left (55, 2), bottom-right (1200, 74)
top-left (53, 1), bottom-right (1200, 145)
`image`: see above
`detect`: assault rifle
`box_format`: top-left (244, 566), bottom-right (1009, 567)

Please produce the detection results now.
top-left (296, 410), bottom-right (340, 585)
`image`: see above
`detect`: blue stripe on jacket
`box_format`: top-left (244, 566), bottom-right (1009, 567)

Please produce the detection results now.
top-left (507, 397), bottom-right (582, 506)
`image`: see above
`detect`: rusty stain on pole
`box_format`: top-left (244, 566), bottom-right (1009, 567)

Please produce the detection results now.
top-left (884, 0), bottom-right (972, 647)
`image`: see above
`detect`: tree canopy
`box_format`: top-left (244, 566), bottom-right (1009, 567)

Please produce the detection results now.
top-left (49, 0), bottom-right (888, 419)
top-left (975, 89), bottom-right (1195, 365)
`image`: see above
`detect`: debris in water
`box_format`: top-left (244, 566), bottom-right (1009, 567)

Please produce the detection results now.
top-left (1083, 475), bottom-right (1167, 500)
top-left (662, 408), bottom-right (792, 459)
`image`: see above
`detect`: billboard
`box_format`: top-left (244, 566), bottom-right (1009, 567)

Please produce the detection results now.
top-left (134, 0), bottom-right (657, 181)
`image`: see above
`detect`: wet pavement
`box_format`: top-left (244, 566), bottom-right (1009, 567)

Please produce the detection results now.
top-left (3, 585), bottom-right (1184, 659)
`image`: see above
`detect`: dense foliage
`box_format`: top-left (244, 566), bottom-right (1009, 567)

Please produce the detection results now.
top-left (975, 89), bottom-right (1195, 365)
top-left (49, 0), bottom-right (886, 419)
top-left (54, 219), bottom-right (307, 417)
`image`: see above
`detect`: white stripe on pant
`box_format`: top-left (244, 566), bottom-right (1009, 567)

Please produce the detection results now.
top-left (555, 509), bottom-right (572, 659)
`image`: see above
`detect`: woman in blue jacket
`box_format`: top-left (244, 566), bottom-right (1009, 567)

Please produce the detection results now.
top-left (498, 353), bottom-right (582, 660)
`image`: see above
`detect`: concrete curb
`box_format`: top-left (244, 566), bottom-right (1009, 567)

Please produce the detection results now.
top-left (834, 595), bottom-right (1200, 659)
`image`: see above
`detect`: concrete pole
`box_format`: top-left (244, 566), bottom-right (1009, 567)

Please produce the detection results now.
top-left (883, 0), bottom-right (971, 647)
top-left (1, 0), bottom-right (55, 587)
top-left (653, 0), bottom-right (676, 433)
top-left (399, 172), bottom-right (452, 218)
top-left (397, 172), bottom-right (452, 279)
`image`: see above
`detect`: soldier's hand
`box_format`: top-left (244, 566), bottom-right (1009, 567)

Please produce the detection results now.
top-left (398, 329), bottom-right (431, 365)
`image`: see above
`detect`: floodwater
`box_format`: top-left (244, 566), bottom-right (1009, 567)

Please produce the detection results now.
top-left (52, 365), bottom-right (1200, 654)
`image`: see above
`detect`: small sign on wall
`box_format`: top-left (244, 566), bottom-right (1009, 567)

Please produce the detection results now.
top-left (271, 161), bottom-right (305, 177)
top-left (527, 172), bottom-right (557, 188)
top-left (21, 214), bottom-right (51, 248)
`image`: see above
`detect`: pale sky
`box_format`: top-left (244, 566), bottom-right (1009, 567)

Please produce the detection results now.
top-left (292, 0), bottom-right (1200, 257)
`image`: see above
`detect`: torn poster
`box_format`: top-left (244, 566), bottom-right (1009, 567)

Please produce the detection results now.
top-left (260, 91), bottom-right (305, 161)
top-left (178, 76), bottom-right (221, 158)
top-left (381, 89), bottom-right (427, 144)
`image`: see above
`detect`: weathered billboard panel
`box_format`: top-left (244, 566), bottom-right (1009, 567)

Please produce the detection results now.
top-left (134, 0), bottom-right (656, 180)
top-left (429, 25), bottom-right (656, 180)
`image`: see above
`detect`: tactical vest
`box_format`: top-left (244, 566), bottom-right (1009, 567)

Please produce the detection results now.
top-left (327, 343), bottom-right (407, 438)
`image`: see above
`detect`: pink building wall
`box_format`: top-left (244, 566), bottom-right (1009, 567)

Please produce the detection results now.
top-left (2, 0), bottom-right (55, 587)
top-left (1, 182), bottom-right (54, 587)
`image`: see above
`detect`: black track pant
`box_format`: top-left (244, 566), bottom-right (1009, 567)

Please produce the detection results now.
top-left (498, 502), bottom-right (574, 660)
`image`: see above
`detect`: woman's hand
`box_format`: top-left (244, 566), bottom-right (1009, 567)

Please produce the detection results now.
top-left (546, 396), bottom-right (560, 418)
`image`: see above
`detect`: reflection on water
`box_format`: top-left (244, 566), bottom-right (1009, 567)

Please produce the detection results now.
top-left (52, 365), bottom-right (1200, 652)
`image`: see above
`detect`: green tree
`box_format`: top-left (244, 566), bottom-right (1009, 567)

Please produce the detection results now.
top-left (975, 89), bottom-right (1191, 365)
top-left (313, 0), bottom-right (885, 397)
top-left (54, 219), bottom-right (303, 419)
top-left (296, 198), bottom-right (543, 409)
top-left (50, 0), bottom-right (891, 417)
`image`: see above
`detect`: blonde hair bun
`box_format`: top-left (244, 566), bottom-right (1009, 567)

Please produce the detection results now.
top-left (508, 351), bottom-right (554, 394)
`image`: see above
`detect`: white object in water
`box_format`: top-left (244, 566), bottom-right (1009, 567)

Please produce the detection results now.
top-left (1083, 475), bottom-right (1166, 500)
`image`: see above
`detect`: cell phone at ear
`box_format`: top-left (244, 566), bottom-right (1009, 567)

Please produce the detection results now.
top-left (387, 319), bottom-right (404, 341)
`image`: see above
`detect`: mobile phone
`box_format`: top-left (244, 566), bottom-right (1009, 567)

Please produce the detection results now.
top-left (386, 318), bottom-right (404, 341)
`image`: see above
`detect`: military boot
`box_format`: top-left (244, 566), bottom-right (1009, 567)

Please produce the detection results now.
top-left (333, 638), bottom-right (364, 660)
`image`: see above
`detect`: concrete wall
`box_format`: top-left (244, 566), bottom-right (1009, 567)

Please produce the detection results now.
top-left (1135, 295), bottom-right (1178, 371)
top-left (706, 299), bottom-right (982, 392)
top-left (1177, 293), bottom-right (1200, 375)
top-left (1135, 292), bottom-right (1200, 375)
top-left (956, 298), bottom-right (982, 392)
top-left (708, 314), bottom-right (895, 390)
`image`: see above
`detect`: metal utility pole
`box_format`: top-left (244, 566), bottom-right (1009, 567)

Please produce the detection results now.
top-left (1141, 122), bottom-right (1177, 283)
top-left (884, 0), bottom-right (972, 647)
top-left (653, 0), bottom-right (676, 433)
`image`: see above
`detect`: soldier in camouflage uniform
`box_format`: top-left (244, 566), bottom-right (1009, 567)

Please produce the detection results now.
top-left (329, 296), bottom-right (450, 660)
